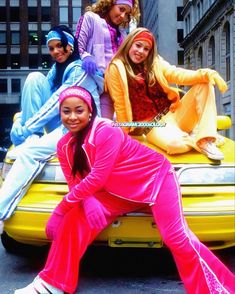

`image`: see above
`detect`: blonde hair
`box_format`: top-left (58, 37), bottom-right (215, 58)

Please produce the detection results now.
top-left (86, 0), bottom-right (140, 28)
top-left (111, 27), bottom-right (158, 85)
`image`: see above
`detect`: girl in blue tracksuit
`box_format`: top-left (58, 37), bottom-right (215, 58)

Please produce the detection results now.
top-left (0, 25), bottom-right (103, 225)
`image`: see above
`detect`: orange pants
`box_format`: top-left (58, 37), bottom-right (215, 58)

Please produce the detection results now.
top-left (146, 83), bottom-right (217, 154)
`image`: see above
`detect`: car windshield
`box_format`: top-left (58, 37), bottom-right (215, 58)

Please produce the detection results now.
top-left (178, 165), bottom-right (235, 185)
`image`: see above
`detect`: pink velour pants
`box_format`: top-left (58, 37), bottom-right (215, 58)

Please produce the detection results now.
top-left (39, 171), bottom-right (235, 294)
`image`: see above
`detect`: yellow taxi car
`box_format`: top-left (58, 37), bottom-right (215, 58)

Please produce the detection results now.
top-left (1, 116), bottom-right (235, 251)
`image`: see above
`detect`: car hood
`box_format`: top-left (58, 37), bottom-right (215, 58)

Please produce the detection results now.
top-left (138, 136), bottom-right (235, 165)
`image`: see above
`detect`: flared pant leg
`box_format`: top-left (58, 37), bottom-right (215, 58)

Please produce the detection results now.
top-left (0, 127), bottom-right (63, 220)
top-left (39, 205), bottom-right (103, 294)
top-left (146, 83), bottom-right (218, 154)
top-left (170, 83), bottom-right (217, 142)
top-left (39, 194), bottom-right (143, 294)
top-left (20, 72), bottom-right (53, 134)
top-left (151, 170), bottom-right (235, 294)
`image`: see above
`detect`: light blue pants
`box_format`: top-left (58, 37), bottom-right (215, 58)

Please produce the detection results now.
top-left (0, 72), bottom-right (64, 220)
top-left (0, 127), bottom-right (65, 220)
top-left (20, 72), bottom-right (61, 133)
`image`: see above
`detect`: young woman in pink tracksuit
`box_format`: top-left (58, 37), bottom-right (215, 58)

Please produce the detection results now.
top-left (15, 86), bottom-right (235, 294)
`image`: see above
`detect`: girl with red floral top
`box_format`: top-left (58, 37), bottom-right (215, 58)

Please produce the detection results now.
top-left (105, 27), bottom-right (228, 161)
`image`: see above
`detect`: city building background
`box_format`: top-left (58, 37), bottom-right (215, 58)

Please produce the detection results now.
top-left (140, 0), bottom-right (184, 66)
top-left (0, 0), bottom-right (234, 145)
top-left (181, 0), bottom-right (234, 139)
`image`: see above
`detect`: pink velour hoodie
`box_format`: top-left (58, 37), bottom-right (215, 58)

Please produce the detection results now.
top-left (57, 117), bottom-right (171, 205)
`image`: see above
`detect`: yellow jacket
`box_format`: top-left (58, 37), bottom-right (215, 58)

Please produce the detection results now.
top-left (105, 56), bottom-right (224, 133)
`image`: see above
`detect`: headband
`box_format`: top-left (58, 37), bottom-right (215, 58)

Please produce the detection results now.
top-left (115, 0), bottom-right (133, 8)
top-left (46, 30), bottom-right (74, 49)
top-left (133, 31), bottom-right (154, 48)
top-left (59, 86), bottom-right (93, 112)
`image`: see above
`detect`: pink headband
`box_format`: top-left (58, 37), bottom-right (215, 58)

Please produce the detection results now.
top-left (59, 86), bottom-right (93, 112)
top-left (115, 0), bottom-right (133, 8)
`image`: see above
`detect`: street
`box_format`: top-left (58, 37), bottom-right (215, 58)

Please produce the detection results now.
top-left (0, 239), bottom-right (234, 294)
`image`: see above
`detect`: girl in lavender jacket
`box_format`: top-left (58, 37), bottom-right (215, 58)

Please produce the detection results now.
top-left (15, 86), bottom-right (235, 294)
top-left (75, 0), bottom-right (140, 118)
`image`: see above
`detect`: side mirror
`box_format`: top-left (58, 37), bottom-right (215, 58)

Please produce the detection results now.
top-left (217, 115), bottom-right (232, 130)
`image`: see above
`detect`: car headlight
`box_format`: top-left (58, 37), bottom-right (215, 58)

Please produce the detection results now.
top-left (1, 162), bottom-right (66, 183)
top-left (177, 165), bottom-right (235, 185)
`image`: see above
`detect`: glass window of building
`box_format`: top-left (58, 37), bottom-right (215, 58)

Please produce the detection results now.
top-left (28, 7), bottom-right (37, 22)
top-left (11, 79), bottom-right (21, 93)
top-left (29, 54), bottom-right (38, 68)
top-left (0, 7), bottom-right (7, 21)
top-left (185, 18), bottom-right (188, 35)
top-left (177, 7), bottom-right (183, 21)
top-left (177, 50), bottom-right (184, 65)
top-left (197, 47), bottom-right (203, 68)
top-left (208, 36), bottom-right (215, 69)
top-left (200, 0), bottom-right (204, 15)
top-left (10, 7), bottom-right (20, 22)
top-left (60, 7), bottom-right (68, 23)
top-left (223, 103), bottom-right (231, 117)
top-left (223, 102), bottom-right (231, 138)
top-left (41, 7), bottom-right (51, 22)
top-left (29, 31), bottom-right (39, 45)
top-left (0, 79), bottom-right (7, 93)
top-left (73, 7), bottom-right (81, 23)
top-left (41, 31), bottom-right (48, 45)
top-left (197, 3), bottom-right (200, 22)
top-left (41, 54), bottom-right (51, 69)
top-left (185, 14), bottom-right (191, 35)
top-left (224, 22), bottom-right (230, 82)
top-left (186, 56), bottom-right (191, 69)
top-left (177, 29), bottom-right (184, 43)
top-left (11, 31), bottom-right (20, 45)
top-left (72, 0), bottom-right (81, 5)
top-left (0, 31), bottom-right (6, 45)
top-left (0, 54), bottom-right (7, 68)
top-left (11, 55), bottom-right (21, 68)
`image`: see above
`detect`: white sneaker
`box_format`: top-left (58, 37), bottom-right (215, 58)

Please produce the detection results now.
top-left (0, 220), bottom-right (3, 234)
top-left (7, 135), bottom-right (40, 160)
top-left (14, 276), bottom-right (63, 294)
top-left (198, 140), bottom-right (224, 161)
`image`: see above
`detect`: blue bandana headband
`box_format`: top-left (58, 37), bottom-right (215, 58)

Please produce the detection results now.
top-left (46, 30), bottom-right (74, 49)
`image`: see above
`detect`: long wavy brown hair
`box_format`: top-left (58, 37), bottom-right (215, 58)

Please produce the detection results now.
top-left (110, 27), bottom-right (158, 86)
top-left (86, 0), bottom-right (140, 28)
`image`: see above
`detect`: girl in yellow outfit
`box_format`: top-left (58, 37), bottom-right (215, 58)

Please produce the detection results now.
top-left (105, 27), bottom-right (227, 160)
